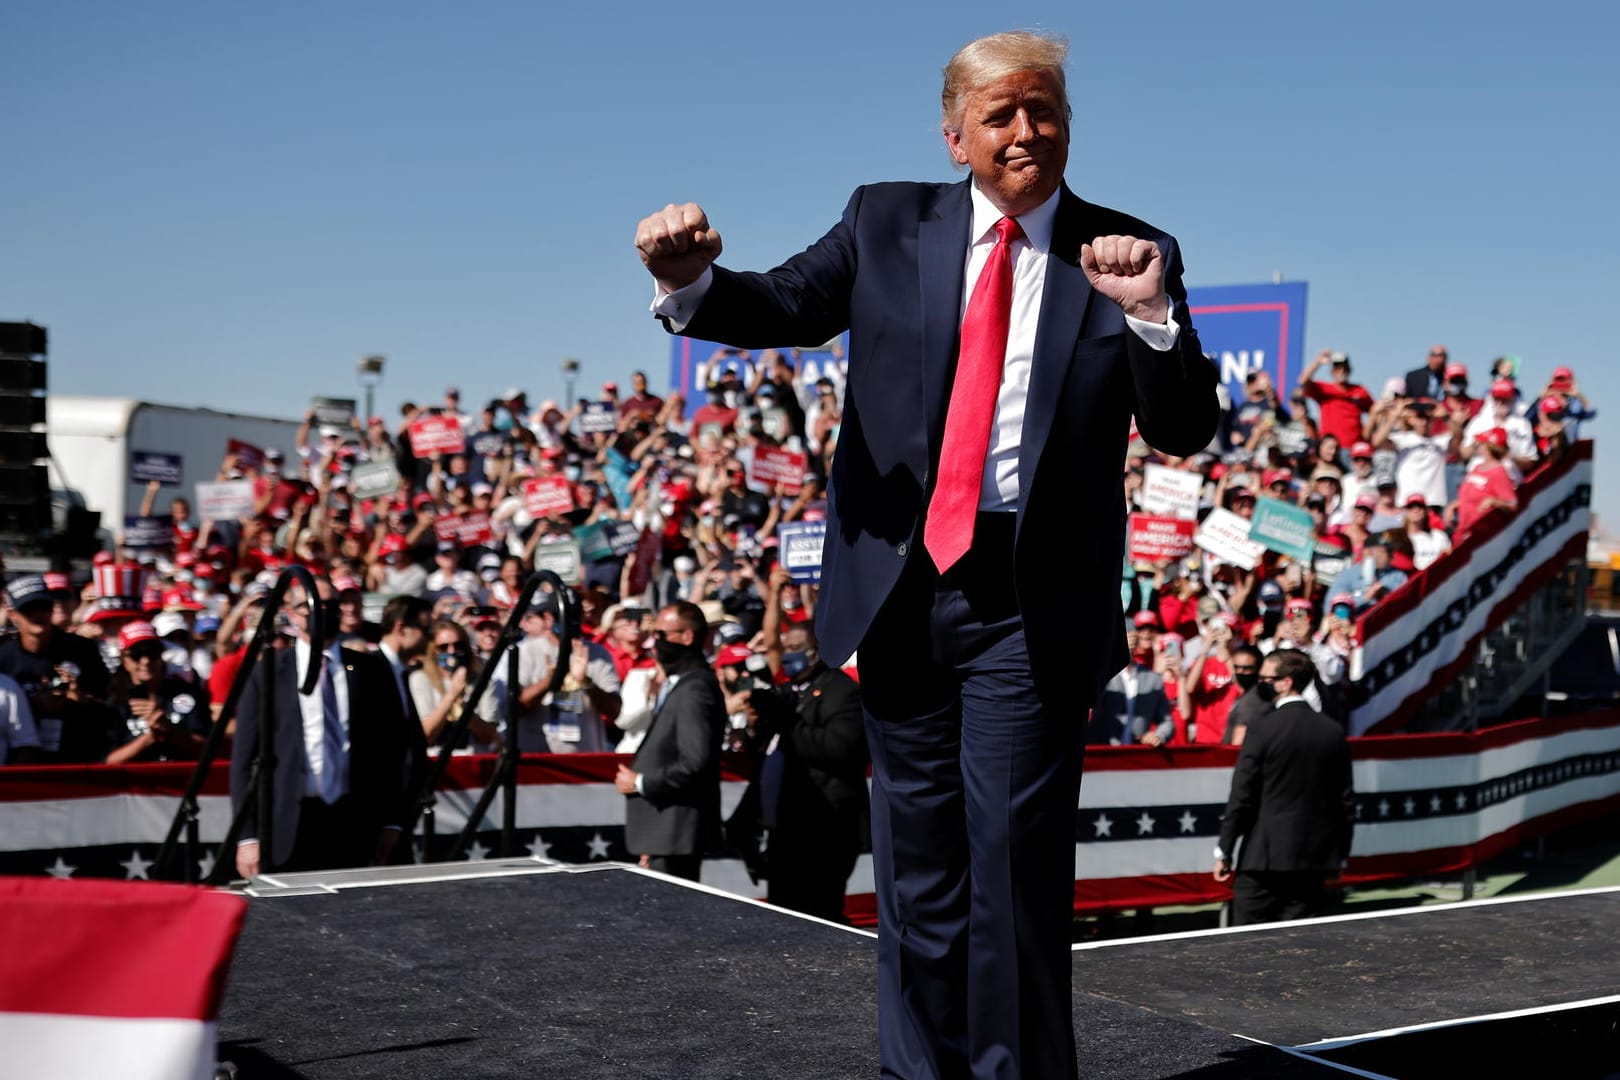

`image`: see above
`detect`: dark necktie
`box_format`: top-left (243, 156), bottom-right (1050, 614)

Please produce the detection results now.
top-left (925, 216), bottom-right (1023, 573)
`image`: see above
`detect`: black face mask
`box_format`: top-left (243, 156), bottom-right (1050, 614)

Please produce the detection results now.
top-left (1255, 680), bottom-right (1279, 704)
top-left (1235, 672), bottom-right (1259, 692)
top-left (654, 637), bottom-right (698, 670)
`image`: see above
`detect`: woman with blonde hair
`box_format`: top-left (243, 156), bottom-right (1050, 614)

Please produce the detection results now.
top-left (410, 619), bottom-right (503, 752)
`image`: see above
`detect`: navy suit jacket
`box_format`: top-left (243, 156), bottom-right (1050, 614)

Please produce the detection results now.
top-left (678, 180), bottom-right (1219, 702)
top-left (229, 644), bottom-right (412, 869)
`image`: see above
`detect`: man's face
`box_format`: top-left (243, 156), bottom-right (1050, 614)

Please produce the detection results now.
top-left (1332, 362), bottom-right (1351, 385)
top-left (10, 600), bottom-right (52, 637)
top-left (944, 69), bottom-right (1069, 218)
top-left (1258, 657), bottom-right (1285, 693)
top-left (1405, 504), bottom-right (1427, 525)
top-left (632, 373), bottom-right (648, 395)
top-left (610, 616), bottom-right (641, 648)
top-left (655, 609), bottom-right (694, 649)
top-left (397, 614), bottom-right (429, 656)
top-left (1246, 375), bottom-right (1271, 401)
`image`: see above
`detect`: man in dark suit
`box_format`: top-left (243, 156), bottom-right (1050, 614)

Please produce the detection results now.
top-left (1215, 649), bottom-right (1356, 925)
top-left (1404, 343), bottom-right (1451, 401)
top-left (614, 601), bottom-right (724, 882)
top-left (752, 566), bottom-right (869, 924)
top-left (232, 578), bottom-right (413, 878)
top-left (634, 30), bottom-right (1217, 1077)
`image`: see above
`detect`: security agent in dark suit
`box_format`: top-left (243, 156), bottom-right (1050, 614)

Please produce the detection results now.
top-left (1404, 343), bottom-right (1450, 401)
top-left (614, 601), bottom-right (725, 882)
top-left (1215, 649), bottom-right (1356, 925)
top-left (748, 567), bottom-right (869, 924)
top-left (232, 578), bottom-right (413, 878)
top-left (636, 30), bottom-right (1219, 1078)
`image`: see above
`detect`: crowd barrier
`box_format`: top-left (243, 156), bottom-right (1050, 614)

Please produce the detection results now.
top-left (1348, 440), bottom-right (1593, 736)
top-left (4, 709), bottom-right (1616, 925)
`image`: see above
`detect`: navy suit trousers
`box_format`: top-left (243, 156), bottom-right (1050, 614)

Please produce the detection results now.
top-left (860, 513), bottom-right (1084, 1080)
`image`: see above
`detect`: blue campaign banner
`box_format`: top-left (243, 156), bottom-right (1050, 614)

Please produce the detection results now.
top-left (1186, 282), bottom-right (1309, 396)
top-left (667, 334), bottom-right (849, 418)
top-left (130, 450), bottom-right (184, 486)
top-left (776, 520), bottom-right (826, 584)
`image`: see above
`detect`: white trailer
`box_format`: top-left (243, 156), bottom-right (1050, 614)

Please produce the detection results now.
top-left (44, 397), bottom-right (302, 529)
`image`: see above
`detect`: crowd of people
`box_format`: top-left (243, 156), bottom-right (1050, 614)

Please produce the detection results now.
top-left (0, 339), bottom-right (1593, 895)
top-left (1102, 346), bottom-right (1592, 746)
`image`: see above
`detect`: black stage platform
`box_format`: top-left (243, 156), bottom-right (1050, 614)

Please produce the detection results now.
top-left (217, 864), bottom-right (1620, 1078)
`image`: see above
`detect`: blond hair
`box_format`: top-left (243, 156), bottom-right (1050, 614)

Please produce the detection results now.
top-left (941, 30), bottom-right (1070, 134)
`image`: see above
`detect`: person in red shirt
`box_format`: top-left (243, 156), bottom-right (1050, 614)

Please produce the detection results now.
top-left (600, 604), bottom-right (654, 681)
top-left (619, 370), bottom-right (665, 421)
top-left (1181, 612), bottom-right (1244, 745)
top-left (1298, 350), bottom-right (1374, 450)
top-left (1452, 428), bottom-right (1519, 534)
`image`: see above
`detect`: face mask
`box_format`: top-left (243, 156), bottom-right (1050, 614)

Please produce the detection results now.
top-left (654, 636), bottom-right (694, 669)
top-left (1235, 671), bottom-right (1259, 691)
top-left (494, 411), bottom-right (513, 432)
top-left (565, 466), bottom-right (581, 483)
top-left (780, 650), bottom-right (812, 679)
top-left (1255, 680), bottom-right (1279, 703)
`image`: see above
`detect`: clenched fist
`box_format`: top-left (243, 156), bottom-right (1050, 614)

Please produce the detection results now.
top-left (1080, 235), bottom-right (1169, 324)
top-left (635, 202), bottom-right (723, 293)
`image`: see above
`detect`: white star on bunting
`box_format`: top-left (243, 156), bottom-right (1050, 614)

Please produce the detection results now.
top-left (527, 835), bottom-right (552, 859)
top-left (1135, 813), bottom-right (1156, 836)
top-left (46, 857), bottom-right (76, 879)
top-left (1092, 814), bottom-right (1113, 839)
top-left (586, 832), bottom-right (612, 860)
top-left (465, 840), bottom-right (490, 862)
top-left (120, 850), bottom-right (154, 880)
top-left (1177, 811), bottom-right (1197, 834)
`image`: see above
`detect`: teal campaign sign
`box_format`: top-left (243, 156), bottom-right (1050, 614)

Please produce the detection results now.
top-left (1249, 496), bottom-right (1317, 564)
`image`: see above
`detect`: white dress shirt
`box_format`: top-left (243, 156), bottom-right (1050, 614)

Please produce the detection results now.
top-left (652, 182), bottom-right (1181, 510)
top-left (294, 639), bottom-right (350, 799)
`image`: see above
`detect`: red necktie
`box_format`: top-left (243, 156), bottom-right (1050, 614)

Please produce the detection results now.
top-left (924, 215), bottom-right (1023, 573)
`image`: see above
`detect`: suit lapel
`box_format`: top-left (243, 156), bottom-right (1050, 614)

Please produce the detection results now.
top-left (918, 181), bottom-right (972, 463)
top-left (1019, 187), bottom-right (1094, 508)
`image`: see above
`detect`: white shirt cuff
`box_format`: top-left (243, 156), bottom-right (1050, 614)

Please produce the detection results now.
top-left (649, 267), bottom-right (715, 333)
top-left (1124, 305), bottom-right (1181, 352)
top-left (634, 772), bottom-right (645, 796)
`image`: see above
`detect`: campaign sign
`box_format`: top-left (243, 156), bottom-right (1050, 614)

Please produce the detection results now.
top-left (408, 415), bottom-right (467, 457)
top-left (522, 476), bottom-right (575, 519)
top-left (311, 396), bottom-right (357, 427)
top-left (1187, 282), bottom-right (1309, 399)
top-left (777, 520), bottom-right (826, 584)
top-left (122, 515), bottom-right (173, 551)
top-left (575, 523), bottom-right (615, 562)
top-left (579, 400), bottom-right (618, 435)
top-left (1249, 496), bottom-right (1318, 564)
top-left (1193, 507), bottom-right (1266, 570)
top-left (349, 460), bottom-right (401, 501)
top-left (533, 540), bottom-right (583, 587)
top-left (130, 451), bottom-right (183, 486)
top-left (440, 510), bottom-right (494, 547)
top-left (1127, 514), bottom-right (1196, 562)
top-left (196, 480), bottom-right (255, 521)
top-left (751, 447), bottom-right (807, 493)
top-left (1313, 538), bottom-right (1350, 581)
top-left (606, 520), bottom-right (641, 557)
top-left (668, 336), bottom-right (850, 418)
top-left (1139, 465), bottom-right (1202, 520)
top-left (225, 439), bottom-right (263, 471)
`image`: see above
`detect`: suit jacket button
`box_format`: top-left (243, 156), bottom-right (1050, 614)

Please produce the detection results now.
top-left (897, 542), bottom-right (908, 557)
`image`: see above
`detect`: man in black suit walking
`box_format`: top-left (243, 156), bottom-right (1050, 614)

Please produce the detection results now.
top-left (614, 601), bottom-right (724, 882)
top-left (1215, 649), bottom-right (1356, 925)
top-left (232, 578), bottom-right (413, 878)
top-left (1404, 343), bottom-right (1450, 401)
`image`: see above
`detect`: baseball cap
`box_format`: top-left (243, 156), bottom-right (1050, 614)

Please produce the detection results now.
top-left (162, 587), bottom-right (205, 612)
top-left (1539, 396), bottom-right (1566, 416)
top-left (331, 573), bottom-right (363, 593)
top-left (118, 621), bottom-right (160, 650)
top-left (195, 615), bottom-right (222, 635)
top-left (1476, 427), bottom-right (1509, 450)
top-left (1354, 493), bottom-right (1379, 511)
top-left (527, 592), bottom-right (560, 618)
top-left (1489, 379), bottom-right (1517, 400)
top-left (715, 620), bottom-right (748, 644)
top-left (602, 381), bottom-right (618, 394)
top-left (1330, 352), bottom-right (1351, 366)
top-left (1350, 441), bottom-right (1374, 459)
top-left (437, 540), bottom-right (459, 554)
top-left (1257, 581), bottom-right (1284, 609)
top-left (1403, 493), bottom-right (1429, 509)
top-left (714, 644), bottom-right (754, 669)
top-left (1285, 597), bottom-right (1314, 617)
top-left (152, 611), bottom-right (189, 639)
top-left (1375, 473), bottom-right (1397, 489)
top-left (1444, 363), bottom-right (1468, 382)
top-left (1132, 610), bottom-right (1161, 629)
top-left (5, 575), bottom-right (52, 610)
top-left (446, 385), bottom-right (460, 397)
top-left (1549, 366), bottom-right (1575, 387)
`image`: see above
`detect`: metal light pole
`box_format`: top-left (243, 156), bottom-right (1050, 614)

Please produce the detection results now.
top-left (357, 354), bottom-right (386, 425)
top-left (560, 356), bottom-right (581, 407)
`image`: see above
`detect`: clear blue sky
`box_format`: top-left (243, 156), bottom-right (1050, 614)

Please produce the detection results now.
top-left (7, 2), bottom-right (1617, 528)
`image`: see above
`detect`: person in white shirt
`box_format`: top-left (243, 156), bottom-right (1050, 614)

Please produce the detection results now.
top-left (1374, 399), bottom-right (1461, 509)
top-left (1401, 494), bottom-right (1452, 571)
top-left (1463, 380), bottom-right (1537, 478)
